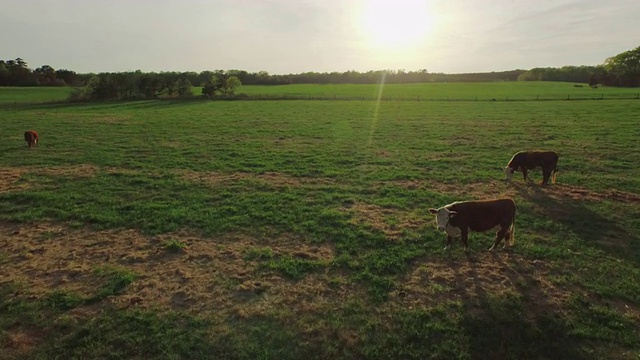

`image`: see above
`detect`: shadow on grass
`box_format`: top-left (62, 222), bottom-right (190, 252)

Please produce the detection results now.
top-left (0, 97), bottom-right (210, 112)
top-left (513, 182), bottom-right (640, 265)
top-left (447, 253), bottom-right (591, 360)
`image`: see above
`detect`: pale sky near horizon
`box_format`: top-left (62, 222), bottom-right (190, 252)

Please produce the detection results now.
top-left (2, 0), bottom-right (638, 75)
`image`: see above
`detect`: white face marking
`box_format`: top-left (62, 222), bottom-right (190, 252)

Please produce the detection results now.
top-left (432, 207), bottom-right (453, 233)
top-left (504, 166), bottom-right (514, 181)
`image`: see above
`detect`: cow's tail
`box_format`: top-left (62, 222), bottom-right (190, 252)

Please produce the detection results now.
top-left (508, 219), bottom-right (515, 246)
top-left (551, 154), bottom-right (559, 184)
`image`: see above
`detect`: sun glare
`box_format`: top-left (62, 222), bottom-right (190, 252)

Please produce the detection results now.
top-left (360, 0), bottom-right (436, 50)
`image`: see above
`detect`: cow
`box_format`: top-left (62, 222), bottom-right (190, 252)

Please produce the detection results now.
top-left (24, 130), bottom-right (39, 149)
top-left (428, 198), bottom-right (516, 251)
top-left (504, 150), bottom-right (558, 185)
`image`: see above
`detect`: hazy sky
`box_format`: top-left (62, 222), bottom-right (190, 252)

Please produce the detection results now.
top-left (2, 0), bottom-right (638, 74)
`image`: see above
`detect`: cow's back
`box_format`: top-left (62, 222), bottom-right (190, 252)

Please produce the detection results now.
top-left (447, 199), bottom-right (515, 232)
top-left (511, 151), bottom-right (558, 169)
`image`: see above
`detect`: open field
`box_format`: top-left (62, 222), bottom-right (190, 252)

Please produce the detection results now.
top-left (2, 81), bottom-right (640, 104)
top-left (1, 86), bottom-right (640, 359)
top-left (237, 81), bottom-right (640, 101)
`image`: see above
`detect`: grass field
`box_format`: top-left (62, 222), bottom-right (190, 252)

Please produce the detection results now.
top-left (237, 81), bottom-right (640, 101)
top-left (1, 81), bottom-right (640, 104)
top-left (1, 84), bottom-right (640, 359)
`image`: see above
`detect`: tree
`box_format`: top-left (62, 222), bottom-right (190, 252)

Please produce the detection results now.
top-left (6, 58), bottom-right (34, 85)
top-left (603, 46), bottom-right (640, 87)
top-left (175, 78), bottom-right (193, 97)
top-left (201, 75), bottom-right (221, 97)
top-left (34, 65), bottom-right (62, 86)
top-left (56, 69), bottom-right (82, 86)
top-left (221, 75), bottom-right (241, 95)
top-left (0, 61), bottom-right (9, 86)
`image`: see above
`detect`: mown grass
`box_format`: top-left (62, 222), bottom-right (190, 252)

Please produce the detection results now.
top-left (0, 87), bottom-right (72, 104)
top-left (236, 81), bottom-right (640, 101)
top-left (1, 85), bottom-right (639, 359)
top-left (2, 81), bottom-right (640, 105)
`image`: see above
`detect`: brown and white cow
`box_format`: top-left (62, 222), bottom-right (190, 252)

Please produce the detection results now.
top-left (428, 198), bottom-right (516, 251)
top-left (504, 150), bottom-right (558, 185)
top-left (24, 130), bottom-right (39, 149)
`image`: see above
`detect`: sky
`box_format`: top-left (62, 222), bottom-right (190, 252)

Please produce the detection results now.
top-left (2, 0), bottom-right (639, 75)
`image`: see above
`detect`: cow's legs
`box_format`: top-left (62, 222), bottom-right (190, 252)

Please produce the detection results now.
top-left (489, 226), bottom-right (508, 251)
top-left (541, 167), bottom-right (551, 185)
top-left (444, 236), bottom-right (453, 250)
top-left (461, 228), bottom-right (469, 251)
top-left (522, 168), bottom-right (529, 182)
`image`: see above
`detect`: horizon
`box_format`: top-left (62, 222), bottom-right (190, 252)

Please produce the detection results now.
top-left (2, 0), bottom-right (639, 75)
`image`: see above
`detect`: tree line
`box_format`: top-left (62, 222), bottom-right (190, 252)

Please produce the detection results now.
top-left (1, 46), bottom-right (638, 100)
top-left (66, 70), bottom-right (242, 101)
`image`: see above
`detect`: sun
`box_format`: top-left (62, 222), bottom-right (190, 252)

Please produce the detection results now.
top-left (360, 0), bottom-right (436, 50)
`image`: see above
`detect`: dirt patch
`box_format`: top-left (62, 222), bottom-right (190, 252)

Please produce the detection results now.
top-left (90, 115), bottom-right (131, 124)
top-left (176, 170), bottom-right (337, 188)
top-left (1, 328), bottom-right (47, 359)
top-left (389, 179), bottom-right (640, 205)
top-left (0, 167), bottom-right (28, 192)
top-left (391, 253), bottom-right (575, 313)
top-left (535, 184), bottom-right (640, 204)
top-left (388, 179), bottom-right (519, 201)
top-left (0, 165), bottom-right (100, 193)
top-left (0, 222), bottom-right (344, 319)
top-left (177, 171), bottom-right (252, 186)
top-left (34, 164), bottom-right (99, 178)
top-left (342, 202), bottom-right (426, 240)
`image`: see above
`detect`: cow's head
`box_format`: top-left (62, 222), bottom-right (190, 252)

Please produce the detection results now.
top-left (428, 207), bottom-right (457, 232)
top-left (504, 166), bottom-right (515, 181)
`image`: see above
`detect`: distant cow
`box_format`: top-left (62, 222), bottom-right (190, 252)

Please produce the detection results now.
top-left (428, 198), bottom-right (516, 251)
top-left (504, 150), bottom-right (558, 185)
top-left (24, 130), bottom-right (39, 149)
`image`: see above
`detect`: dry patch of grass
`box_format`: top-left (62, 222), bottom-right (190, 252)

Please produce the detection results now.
top-left (0, 165), bottom-right (100, 194)
top-left (389, 179), bottom-right (519, 201)
top-left (34, 164), bottom-right (99, 178)
top-left (1, 328), bottom-right (47, 359)
top-left (0, 167), bottom-right (28, 192)
top-left (0, 222), bottom-right (347, 321)
top-left (536, 183), bottom-right (640, 204)
top-left (390, 178), bottom-right (639, 205)
top-left (177, 170), bottom-right (338, 188)
top-left (342, 202), bottom-right (426, 240)
top-left (391, 253), bottom-right (575, 313)
top-left (1, 166), bottom-right (343, 194)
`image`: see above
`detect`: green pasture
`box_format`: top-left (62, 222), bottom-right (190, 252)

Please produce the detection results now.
top-left (2, 81), bottom-right (640, 104)
top-left (1, 86), bottom-right (639, 359)
top-left (237, 81), bottom-right (640, 101)
top-left (0, 86), bottom-right (71, 104)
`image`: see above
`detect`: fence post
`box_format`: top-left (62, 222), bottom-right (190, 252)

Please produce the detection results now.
top-left (567, 94), bottom-right (570, 100)
top-left (536, 95), bottom-right (539, 100)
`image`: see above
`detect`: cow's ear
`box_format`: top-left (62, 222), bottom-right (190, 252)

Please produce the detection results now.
top-left (428, 208), bottom-right (438, 214)
top-left (449, 211), bottom-right (458, 218)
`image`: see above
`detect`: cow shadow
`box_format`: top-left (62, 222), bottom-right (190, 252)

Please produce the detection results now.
top-left (512, 182), bottom-right (640, 265)
top-left (445, 253), bottom-right (590, 360)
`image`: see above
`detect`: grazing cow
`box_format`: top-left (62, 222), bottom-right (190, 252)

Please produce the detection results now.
top-left (504, 150), bottom-right (558, 185)
top-left (24, 130), bottom-right (39, 149)
top-left (428, 198), bottom-right (516, 251)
